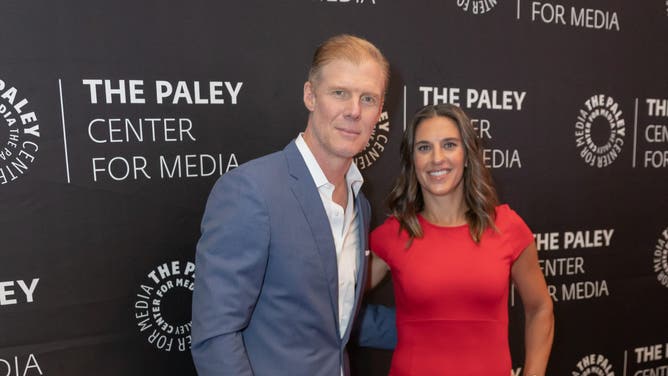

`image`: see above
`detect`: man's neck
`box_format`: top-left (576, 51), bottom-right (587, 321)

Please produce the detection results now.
top-left (302, 133), bottom-right (352, 188)
top-left (315, 156), bottom-right (351, 210)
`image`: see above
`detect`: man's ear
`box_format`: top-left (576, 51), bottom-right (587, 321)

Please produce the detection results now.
top-left (377, 98), bottom-right (385, 119)
top-left (303, 81), bottom-right (315, 111)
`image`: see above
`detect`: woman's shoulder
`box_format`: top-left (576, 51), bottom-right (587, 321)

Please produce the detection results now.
top-left (494, 204), bottom-right (533, 237)
top-left (495, 203), bottom-right (521, 222)
top-left (494, 204), bottom-right (530, 228)
top-left (371, 215), bottom-right (402, 237)
top-left (371, 215), bottom-right (410, 247)
top-left (370, 216), bottom-right (405, 260)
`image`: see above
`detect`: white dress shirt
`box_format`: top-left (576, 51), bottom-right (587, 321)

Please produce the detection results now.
top-left (295, 134), bottom-right (363, 339)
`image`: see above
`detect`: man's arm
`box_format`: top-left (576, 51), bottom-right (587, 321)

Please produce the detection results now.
top-left (355, 304), bottom-right (397, 350)
top-left (191, 171), bottom-right (270, 376)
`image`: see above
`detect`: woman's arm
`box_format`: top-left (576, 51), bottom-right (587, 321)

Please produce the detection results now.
top-left (511, 241), bottom-right (555, 376)
top-left (368, 252), bottom-right (390, 289)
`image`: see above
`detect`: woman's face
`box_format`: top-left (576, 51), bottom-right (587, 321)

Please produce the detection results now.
top-left (413, 115), bottom-right (466, 205)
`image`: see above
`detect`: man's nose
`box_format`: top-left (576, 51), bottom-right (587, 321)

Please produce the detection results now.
top-left (345, 98), bottom-right (362, 120)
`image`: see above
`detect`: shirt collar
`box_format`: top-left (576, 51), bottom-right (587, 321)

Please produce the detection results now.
top-left (295, 133), bottom-right (364, 197)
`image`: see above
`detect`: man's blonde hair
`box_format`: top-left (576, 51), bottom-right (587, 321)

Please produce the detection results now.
top-left (308, 34), bottom-right (389, 92)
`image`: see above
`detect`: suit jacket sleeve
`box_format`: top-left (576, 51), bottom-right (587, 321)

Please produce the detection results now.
top-left (191, 170), bottom-right (270, 376)
top-left (355, 304), bottom-right (397, 350)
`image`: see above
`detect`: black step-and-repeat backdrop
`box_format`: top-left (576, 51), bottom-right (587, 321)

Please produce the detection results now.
top-left (2, 1), bottom-right (667, 375)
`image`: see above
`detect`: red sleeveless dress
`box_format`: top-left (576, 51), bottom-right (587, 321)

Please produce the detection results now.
top-left (370, 205), bottom-right (533, 376)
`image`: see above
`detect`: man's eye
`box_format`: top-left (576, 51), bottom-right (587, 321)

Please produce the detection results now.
top-left (361, 95), bottom-right (377, 105)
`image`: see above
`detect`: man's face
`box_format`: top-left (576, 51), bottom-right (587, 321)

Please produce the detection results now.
top-left (303, 58), bottom-right (385, 165)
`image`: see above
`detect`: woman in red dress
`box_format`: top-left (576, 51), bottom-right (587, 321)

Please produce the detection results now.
top-left (369, 104), bottom-right (554, 375)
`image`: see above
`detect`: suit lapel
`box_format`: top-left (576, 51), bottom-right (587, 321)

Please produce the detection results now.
top-left (342, 193), bottom-right (370, 342)
top-left (284, 141), bottom-right (340, 333)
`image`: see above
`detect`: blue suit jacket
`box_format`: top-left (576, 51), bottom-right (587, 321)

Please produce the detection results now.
top-left (191, 141), bottom-right (394, 376)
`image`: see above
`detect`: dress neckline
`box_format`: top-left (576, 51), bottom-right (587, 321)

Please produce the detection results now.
top-left (417, 213), bottom-right (469, 230)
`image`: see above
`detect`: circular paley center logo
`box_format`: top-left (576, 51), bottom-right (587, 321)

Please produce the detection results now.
top-left (653, 227), bottom-right (668, 288)
top-left (134, 261), bottom-right (195, 352)
top-left (456, 0), bottom-right (498, 15)
top-left (355, 110), bottom-right (390, 170)
top-left (572, 354), bottom-right (615, 376)
top-left (575, 94), bottom-right (626, 168)
top-left (0, 79), bottom-right (40, 185)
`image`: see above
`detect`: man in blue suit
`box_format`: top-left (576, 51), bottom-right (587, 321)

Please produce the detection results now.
top-left (191, 34), bottom-right (395, 376)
